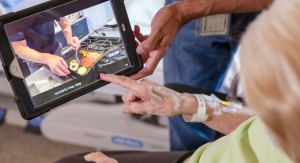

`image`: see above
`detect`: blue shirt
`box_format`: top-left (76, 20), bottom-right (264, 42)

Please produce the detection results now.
top-left (2, 0), bottom-right (61, 54)
top-left (9, 21), bottom-right (59, 54)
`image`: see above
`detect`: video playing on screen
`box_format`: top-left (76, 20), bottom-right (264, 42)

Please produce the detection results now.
top-left (4, 0), bottom-right (131, 107)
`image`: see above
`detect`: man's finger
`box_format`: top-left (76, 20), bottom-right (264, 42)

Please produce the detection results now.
top-left (134, 50), bottom-right (162, 79)
top-left (129, 68), bottom-right (153, 80)
top-left (100, 74), bottom-right (139, 91)
top-left (143, 35), bottom-right (149, 41)
top-left (69, 41), bottom-right (77, 47)
top-left (134, 29), bottom-right (146, 44)
top-left (58, 60), bottom-right (70, 74)
top-left (56, 62), bottom-right (70, 75)
top-left (131, 47), bottom-right (165, 80)
top-left (60, 58), bottom-right (69, 68)
top-left (140, 51), bottom-right (150, 63)
top-left (68, 39), bottom-right (78, 49)
top-left (137, 30), bottom-right (162, 54)
top-left (136, 34), bottom-right (145, 44)
top-left (145, 53), bottom-right (161, 72)
top-left (134, 25), bottom-right (140, 35)
top-left (75, 38), bottom-right (81, 49)
top-left (133, 25), bottom-right (144, 43)
top-left (53, 67), bottom-right (67, 77)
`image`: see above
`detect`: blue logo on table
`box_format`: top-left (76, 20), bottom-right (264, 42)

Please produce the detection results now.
top-left (112, 136), bottom-right (143, 148)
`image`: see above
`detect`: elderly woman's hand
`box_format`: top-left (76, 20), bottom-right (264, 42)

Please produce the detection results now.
top-left (100, 74), bottom-right (198, 117)
top-left (84, 152), bottom-right (118, 163)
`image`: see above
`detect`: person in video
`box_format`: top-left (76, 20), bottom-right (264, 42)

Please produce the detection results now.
top-left (10, 17), bottom-right (81, 76)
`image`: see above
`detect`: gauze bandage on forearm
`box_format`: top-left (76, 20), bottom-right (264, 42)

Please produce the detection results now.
top-left (203, 94), bottom-right (242, 115)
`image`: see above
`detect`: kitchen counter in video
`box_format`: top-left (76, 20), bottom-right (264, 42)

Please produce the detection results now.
top-left (25, 66), bottom-right (70, 97)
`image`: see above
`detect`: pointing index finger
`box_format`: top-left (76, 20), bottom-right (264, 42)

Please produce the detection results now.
top-left (100, 74), bottom-right (139, 92)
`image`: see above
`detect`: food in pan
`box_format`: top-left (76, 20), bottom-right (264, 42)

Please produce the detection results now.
top-left (87, 52), bottom-right (101, 60)
top-left (80, 50), bottom-right (101, 59)
top-left (81, 57), bottom-right (95, 68)
top-left (77, 67), bottom-right (87, 75)
top-left (80, 50), bottom-right (88, 57)
top-left (71, 60), bottom-right (77, 65)
top-left (70, 63), bottom-right (79, 71)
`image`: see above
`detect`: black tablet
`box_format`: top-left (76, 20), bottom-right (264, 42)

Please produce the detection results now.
top-left (0, 0), bottom-right (143, 120)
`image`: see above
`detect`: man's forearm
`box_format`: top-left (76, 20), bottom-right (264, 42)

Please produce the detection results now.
top-left (58, 17), bottom-right (72, 40)
top-left (174, 0), bottom-right (273, 24)
top-left (11, 41), bottom-right (48, 64)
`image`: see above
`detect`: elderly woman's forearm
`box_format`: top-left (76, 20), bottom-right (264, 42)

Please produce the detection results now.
top-left (180, 95), bottom-right (255, 134)
top-left (203, 106), bottom-right (255, 135)
top-left (182, 98), bottom-right (255, 135)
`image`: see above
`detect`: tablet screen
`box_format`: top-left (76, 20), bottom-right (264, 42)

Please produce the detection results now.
top-left (4, 0), bottom-right (132, 108)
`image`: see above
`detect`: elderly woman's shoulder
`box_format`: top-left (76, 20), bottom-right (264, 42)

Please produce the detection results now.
top-left (247, 118), bottom-right (294, 163)
top-left (193, 117), bottom-right (294, 163)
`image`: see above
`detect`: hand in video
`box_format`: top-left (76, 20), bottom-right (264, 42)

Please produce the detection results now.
top-left (100, 74), bottom-right (196, 117)
top-left (130, 5), bottom-right (183, 80)
top-left (44, 54), bottom-right (70, 76)
top-left (67, 37), bottom-right (81, 50)
top-left (85, 152), bottom-right (118, 163)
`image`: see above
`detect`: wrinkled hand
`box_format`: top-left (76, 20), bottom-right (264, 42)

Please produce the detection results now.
top-left (44, 54), bottom-right (70, 76)
top-left (84, 152), bottom-right (118, 163)
top-left (131, 4), bottom-right (184, 80)
top-left (67, 37), bottom-right (81, 50)
top-left (101, 74), bottom-right (198, 116)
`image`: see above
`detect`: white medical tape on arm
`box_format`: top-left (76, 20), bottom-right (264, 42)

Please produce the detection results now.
top-left (186, 94), bottom-right (243, 122)
top-left (233, 103), bottom-right (243, 110)
top-left (203, 94), bottom-right (242, 115)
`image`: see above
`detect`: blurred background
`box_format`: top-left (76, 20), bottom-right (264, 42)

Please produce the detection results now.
top-left (0, 0), bottom-right (167, 163)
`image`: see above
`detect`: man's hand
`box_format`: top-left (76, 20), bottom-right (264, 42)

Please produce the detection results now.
top-left (84, 152), bottom-right (118, 163)
top-left (131, 3), bottom-right (184, 80)
top-left (127, 0), bottom-right (273, 80)
top-left (100, 74), bottom-right (198, 116)
top-left (67, 37), bottom-right (81, 50)
top-left (58, 17), bottom-right (81, 50)
top-left (43, 54), bottom-right (70, 76)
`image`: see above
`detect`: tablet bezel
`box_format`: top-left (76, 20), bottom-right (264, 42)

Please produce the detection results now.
top-left (0, 0), bottom-right (143, 120)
